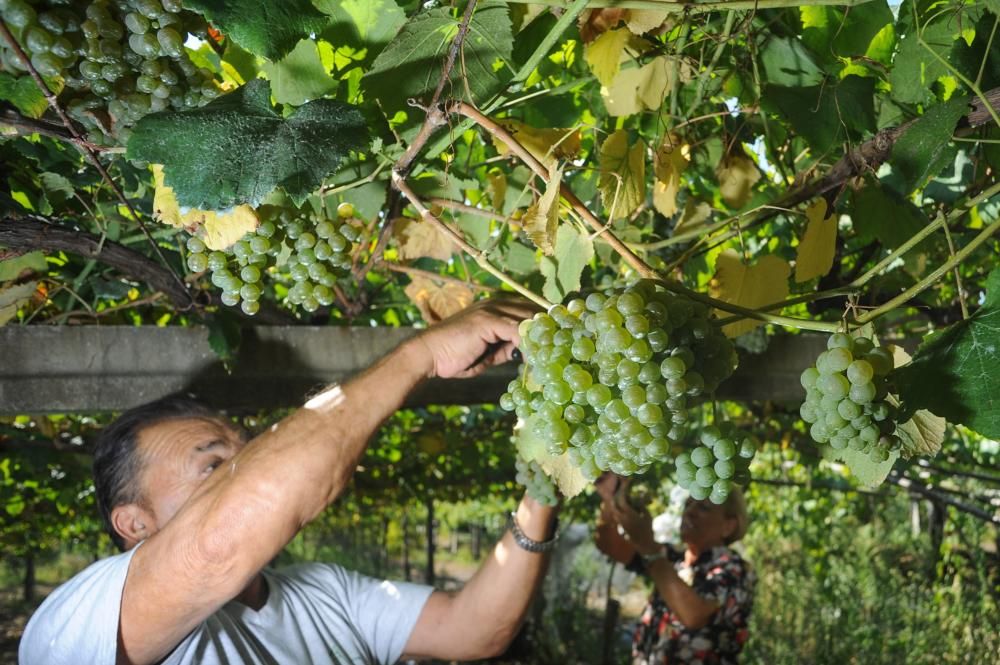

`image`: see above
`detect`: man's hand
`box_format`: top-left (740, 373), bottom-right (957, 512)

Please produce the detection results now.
top-left (411, 298), bottom-right (537, 379)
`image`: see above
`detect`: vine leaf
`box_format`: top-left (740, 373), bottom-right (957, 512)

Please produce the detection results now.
top-left (128, 79), bottom-right (367, 210)
top-left (889, 95), bottom-right (970, 196)
top-left (887, 345), bottom-right (945, 458)
top-left (0, 281), bottom-right (37, 326)
top-left (514, 415), bottom-right (586, 498)
top-left (758, 36), bottom-right (824, 87)
top-left (183, 0), bottom-right (329, 62)
top-left (363, 1), bottom-right (513, 117)
top-left (794, 199), bottom-right (837, 283)
top-left (393, 217), bottom-right (454, 261)
top-left (260, 38), bottom-right (338, 106)
top-left (151, 166), bottom-right (258, 251)
top-left (625, 9), bottom-right (669, 35)
top-left (709, 250), bottom-right (790, 338)
top-left (404, 276), bottom-right (474, 324)
top-left (599, 129), bottom-right (645, 220)
top-left (602, 56), bottom-right (673, 117)
top-left (584, 27), bottom-right (630, 87)
top-left (0, 73), bottom-right (48, 118)
top-left (492, 120), bottom-right (581, 169)
top-left (541, 224), bottom-right (594, 303)
top-left (316, 0), bottom-right (406, 59)
top-left (893, 268), bottom-right (1000, 439)
top-left (522, 163), bottom-right (562, 255)
top-left (672, 200), bottom-right (712, 236)
top-left (0, 253), bottom-right (46, 281)
top-left (486, 169), bottom-right (506, 212)
top-left (835, 446), bottom-right (899, 488)
top-left (652, 136), bottom-right (689, 218)
top-left (715, 152), bottom-right (761, 209)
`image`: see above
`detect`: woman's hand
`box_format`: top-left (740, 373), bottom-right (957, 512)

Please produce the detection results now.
top-left (610, 499), bottom-right (659, 556)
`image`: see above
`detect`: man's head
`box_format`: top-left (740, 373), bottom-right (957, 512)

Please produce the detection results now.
top-left (93, 395), bottom-right (245, 551)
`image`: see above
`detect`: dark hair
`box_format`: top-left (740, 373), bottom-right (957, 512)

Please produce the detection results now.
top-left (93, 394), bottom-right (221, 551)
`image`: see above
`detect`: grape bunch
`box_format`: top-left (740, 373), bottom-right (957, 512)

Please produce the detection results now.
top-left (514, 455), bottom-right (559, 506)
top-left (499, 280), bottom-right (738, 481)
top-left (799, 333), bottom-right (899, 461)
top-left (673, 425), bottom-right (755, 504)
top-left (0, 0), bottom-right (217, 143)
top-left (185, 203), bottom-right (361, 315)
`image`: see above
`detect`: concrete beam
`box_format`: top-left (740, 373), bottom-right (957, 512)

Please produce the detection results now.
top-left (0, 326), bottom-right (831, 415)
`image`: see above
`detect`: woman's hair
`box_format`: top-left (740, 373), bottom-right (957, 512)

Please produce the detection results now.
top-left (93, 394), bottom-right (222, 551)
top-left (721, 488), bottom-right (749, 544)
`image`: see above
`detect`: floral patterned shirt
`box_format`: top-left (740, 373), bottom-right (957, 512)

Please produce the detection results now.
top-left (629, 545), bottom-right (755, 665)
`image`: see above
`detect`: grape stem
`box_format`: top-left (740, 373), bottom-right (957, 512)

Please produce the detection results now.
top-left (391, 172), bottom-right (553, 309)
top-left (0, 18), bottom-right (194, 309)
top-left (450, 101), bottom-right (661, 280)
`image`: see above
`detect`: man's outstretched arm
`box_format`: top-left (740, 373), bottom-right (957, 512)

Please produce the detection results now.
top-left (402, 494), bottom-right (558, 660)
top-left (119, 301), bottom-right (531, 665)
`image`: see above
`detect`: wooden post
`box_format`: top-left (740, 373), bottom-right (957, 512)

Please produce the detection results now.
top-left (23, 554), bottom-right (35, 604)
top-left (402, 514), bottom-right (412, 582)
top-left (471, 522), bottom-right (482, 560)
top-left (425, 496), bottom-right (436, 586)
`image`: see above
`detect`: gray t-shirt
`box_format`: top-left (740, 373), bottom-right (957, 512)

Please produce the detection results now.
top-left (19, 547), bottom-right (434, 664)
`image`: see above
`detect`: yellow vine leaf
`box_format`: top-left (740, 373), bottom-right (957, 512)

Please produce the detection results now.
top-left (673, 199), bottom-right (712, 236)
top-left (394, 217), bottom-right (454, 262)
top-left (602, 56), bottom-right (672, 117)
top-left (795, 199), bottom-right (838, 283)
top-left (652, 136), bottom-right (690, 218)
top-left (403, 275), bottom-right (474, 324)
top-left (715, 152), bottom-right (761, 209)
top-left (522, 163), bottom-right (563, 255)
top-left (584, 27), bottom-right (630, 87)
top-left (0, 281), bottom-right (38, 326)
top-left (599, 129), bottom-right (645, 220)
top-left (152, 165), bottom-right (258, 250)
top-left (539, 451), bottom-right (588, 498)
top-left (492, 120), bottom-right (581, 169)
top-left (625, 9), bottom-right (670, 34)
top-left (486, 168), bottom-right (507, 213)
top-left (709, 249), bottom-right (790, 337)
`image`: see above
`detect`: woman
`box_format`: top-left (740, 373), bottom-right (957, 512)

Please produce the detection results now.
top-left (595, 475), bottom-right (754, 664)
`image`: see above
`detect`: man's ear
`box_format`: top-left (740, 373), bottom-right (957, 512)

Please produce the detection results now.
top-left (111, 503), bottom-right (155, 549)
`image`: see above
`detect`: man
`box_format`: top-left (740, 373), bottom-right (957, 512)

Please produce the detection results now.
top-left (20, 300), bottom-right (559, 665)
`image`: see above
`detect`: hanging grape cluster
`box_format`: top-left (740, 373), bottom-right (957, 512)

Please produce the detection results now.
top-left (499, 280), bottom-right (738, 481)
top-left (185, 203), bottom-right (361, 315)
top-left (514, 455), bottom-right (559, 507)
top-left (673, 425), bottom-right (755, 504)
top-left (799, 333), bottom-right (900, 461)
top-left (0, 0), bottom-right (217, 144)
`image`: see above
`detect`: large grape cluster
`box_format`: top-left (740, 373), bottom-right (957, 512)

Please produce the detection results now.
top-left (799, 333), bottom-right (900, 461)
top-left (514, 455), bottom-right (559, 506)
top-left (499, 280), bottom-right (738, 481)
top-left (673, 425), bottom-right (755, 504)
top-left (185, 203), bottom-right (361, 315)
top-left (0, 0), bottom-right (217, 143)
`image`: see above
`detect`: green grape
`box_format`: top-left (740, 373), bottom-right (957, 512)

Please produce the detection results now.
top-left (713, 437), bottom-right (736, 460)
top-left (837, 399), bottom-right (862, 420)
top-left (695, 466), bottom-right (717, 488)
top-left (660, 356), bottom-right (686, 379)
top-left (220, 291), bottom-right (240, 307)
top-left (714, 458), bottom-right (734, 480)
top-left (827, 332), bottom-right (853, 350)
top-left (800, 367), bottom-right (819, 389)
top-left (622, 384), bottom-right (646, 409)
top-left (240, 299), bottom-right (259, 316)
top-left (186, 253), bottom-right (208, 272)
top-left (846, 359), bottom-right (874, 384)
top-left (825, 347), bottom-right (853, 372)
top-left (691, 446), bottom-right (713, 467)
top-left (849, 381), bottom-right (876, 405)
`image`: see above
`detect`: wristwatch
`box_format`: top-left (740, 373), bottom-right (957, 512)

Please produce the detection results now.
top-left (507, 511), bottom-right (559, 553)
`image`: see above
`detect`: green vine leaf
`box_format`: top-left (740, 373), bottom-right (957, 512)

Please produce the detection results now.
top-left (889, 95), bottom-right (970, 196)
top-left (835, 446), bottom-right (899, 489)
top-left (541, 224), bottom-right (594, 303)
top-left (183, 0), bottom-right (329, 62)
top-left (127, 79), bottom-right (367, 210)
top-left (316, 0), bottom-right (406, 58)
top-left (261, 39), bottom-right (338, 106)
top-left (363, 1), bottom-right (512, 118)
top-left (893, 268), bottom-right (1000, 439)
top-left (0, 73), bottom-right (48, 119)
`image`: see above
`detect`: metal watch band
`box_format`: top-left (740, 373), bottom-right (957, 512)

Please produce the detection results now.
top-left (507, 511), bottom-right (559, 553)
